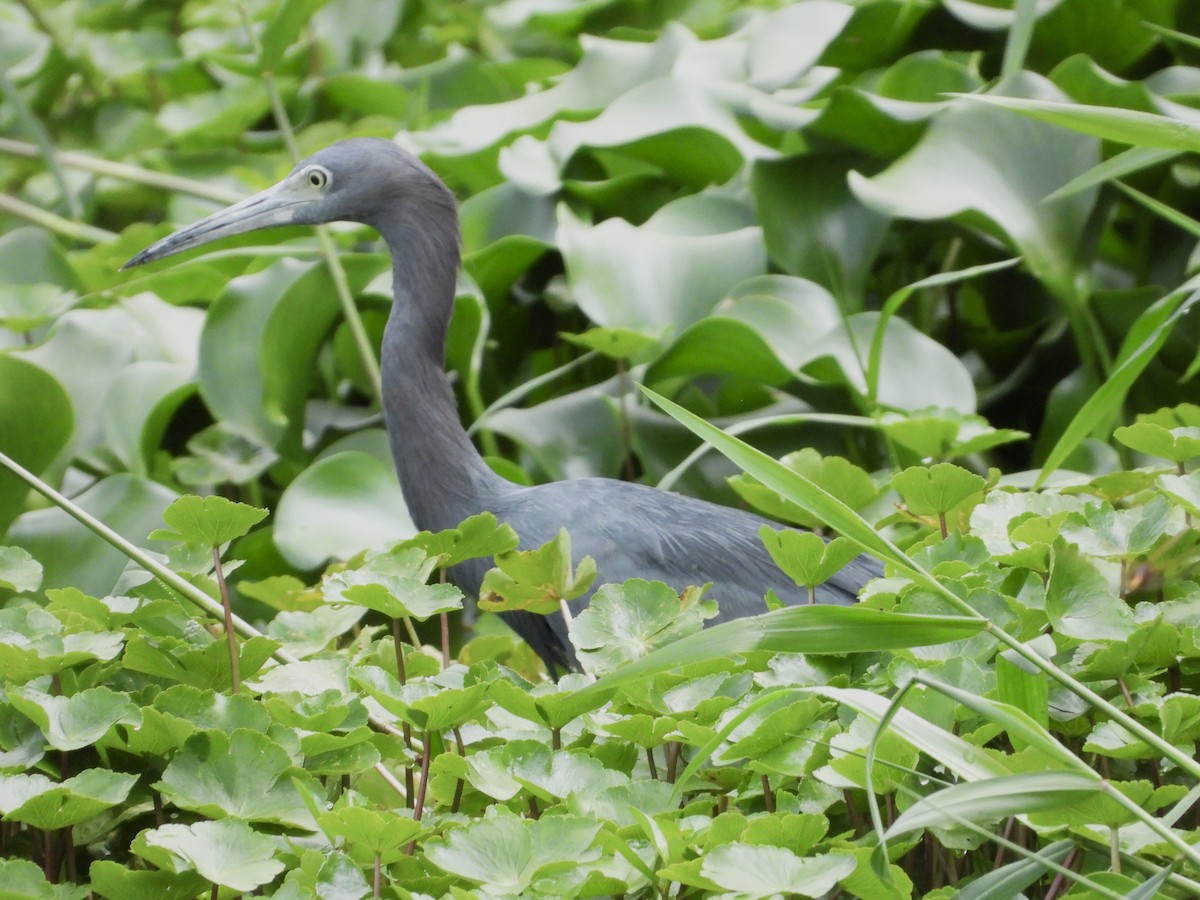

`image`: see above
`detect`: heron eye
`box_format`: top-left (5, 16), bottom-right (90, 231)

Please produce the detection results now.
top-left (307, 168), bottom-right (328, 189)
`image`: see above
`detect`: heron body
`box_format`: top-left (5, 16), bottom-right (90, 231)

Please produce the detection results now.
top-left (126, 138), bottom-right (879, 671)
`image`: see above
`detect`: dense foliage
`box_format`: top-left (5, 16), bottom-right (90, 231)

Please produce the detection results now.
top-left (3, 0), bottom-right (1200, 896)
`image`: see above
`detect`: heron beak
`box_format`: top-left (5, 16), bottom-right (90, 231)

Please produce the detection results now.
top-left (122, 179), bottom-right (311, 270)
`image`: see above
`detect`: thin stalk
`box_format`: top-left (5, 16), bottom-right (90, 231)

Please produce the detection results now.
top-left (646, 748), bottom-right (658, 780)
top-left (0, 194), bottom-right (114, 244)
top-left (373, 854), bottom-right (381, 897)
top-left (761, 775), bottom-right (774, 813)
top-left (412, 732), bottom-right (433, 821)
top-left (616, 357), bottom-right (635, 481)
top-left (0, 137), bottom-right (245, 204)
top-left (391, 620), bottom-right (416, 809)
top-left (245, 6), bottom-right (382, 403)
top-left (0, 68), bottom-right (81, 219)
top-left (212, 546), bottom-right (241, 693)
top-left (451, 727), bottom-right (466, 813)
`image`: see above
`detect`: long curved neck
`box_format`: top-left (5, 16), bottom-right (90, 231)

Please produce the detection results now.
top-left (375, 198), bottom-right (507, 534)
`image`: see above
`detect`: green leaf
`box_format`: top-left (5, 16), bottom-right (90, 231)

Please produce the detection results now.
top-left (464, 740), bottom-right (625, 802)
top-left (259, 0), bottom-right (330, 72)
top-left (0, 355), bottom-right (73, 537)
top-left (479, 529), bottom-right (597, 615)
top-left (0, 545), bottom-right (41, 592)
top-left (890, 464), bottom-right (986, 517)
top-left (423, 814), bottom-right (603, 894)
top-left (699, 845), bottom-right (856, 898)
top-left (1046, 543), bottom-right (1137, 641)
top-left (0, 858), bottom-right (89, 900)
top-left (132, 820), bottom-right (285, 892)
top-left (759, 530), bottom-right (864, 590)
top-left (325, 546), bottom-right (463, 621)
top-left (318, 805), bottom-right (423, 861)
top-left (155, 730), bottom-right (318, 828)
top-left (8, 684), bottom-right (141, 751)
top-left (1059, 497), bottom-right (1173, 559)
top-left (569, 580), bottom-right (716, 675)
top-left (153, 494), bottom-right (267, 547)
top-left (886, 771), bottom-right (1101, 838)
top-left (729, 448), bottom-right (879, 530)
top-left (88, 861), bottom-right (208, 900)
top-left (561, 326), bottom-right (661, 362)
top-left (0, 769), bottom-right (138, 829)
top-left (1115, 421), bottom-right (1200, 464)
top-left (400, 511), bottom-right (519, 568)
top-left (878, 408), bottom-right (1027, 461)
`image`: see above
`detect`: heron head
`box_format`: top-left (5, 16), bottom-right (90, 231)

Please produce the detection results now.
top-left (123, 138), bottom-right (448, 269)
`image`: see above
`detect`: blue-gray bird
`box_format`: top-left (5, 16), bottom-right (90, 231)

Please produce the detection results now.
top-left (125, 138), bottom-right (880, 672)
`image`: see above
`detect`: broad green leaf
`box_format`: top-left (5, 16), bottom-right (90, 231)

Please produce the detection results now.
top-left (488, 674), bottom-right (609, 732)
top-left (1059, 496), bottom-right (1173, 559)
top-left (479, 529), bottom-right (596, 615)
top-left (464, 740), bottom-right (625, 802)
top-left (759, 530), bottom-right (863, 590)
top-left (152, 494), bottom-right (267, 547)
top-left (851, 74), bottom-right (1099, 303)
top-left (88, 861), bottom-right (208, 900)
top-left (729, 448), bottom-right (879, 530)
top-left (1046, 543), bottom-right (1137, 641)
top-left (0, 355), bottom-right (72, 537)
top-left (155, 730), bottom-right (317, 828)
top-left (557, 197), bottom-right (765, 332)
top-left (8, 684), bottom-right (141, 751)
top-left (890, 464), bottom-right (986, 517)
top-left (561, 326), bottom-right (661, 362)
top-left (274, 450), bottom-right (415, 568)
top-left (0, 858), bottom-right (89, 900)
top-left (0, 607), bottom-right (123, 681)
top-left (423, 814), bottom-right (603, 893)
top-left (132, 820), bottom-right (285, 892)
top-left (569, 580), bottom-right (716, 676)
top-left (1115, 421), bottom-right (1200, 463)
top-left (0, 545), bottom-right (41, 592)
top-left (401, 511), bottom-right (519, 569)
top-left (0, 769), bottom-right (138, 829)
top-left (878, 407), bottom-right (1027, 461)
top-left (325, 546), bottom-right (463, 621)
top-left (318, 805), bottom-right (422, 861)
top-left (700, 845), bottom-right (855, 898)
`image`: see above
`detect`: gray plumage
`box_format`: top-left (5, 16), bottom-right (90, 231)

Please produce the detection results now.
top-left (125, 138), bottom-right (881, 672)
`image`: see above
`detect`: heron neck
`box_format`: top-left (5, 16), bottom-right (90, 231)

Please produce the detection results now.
top-left (378, 227), bottom-right (507, 534)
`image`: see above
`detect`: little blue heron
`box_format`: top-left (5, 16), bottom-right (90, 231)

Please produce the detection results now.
top-left (125, 138), bottom-right (880, 671)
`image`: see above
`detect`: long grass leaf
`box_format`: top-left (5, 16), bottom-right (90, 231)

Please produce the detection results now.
top-left (952, 95), bottom-right (1200, 151)
top-left (1045, 147), bottom-right (1179, 202)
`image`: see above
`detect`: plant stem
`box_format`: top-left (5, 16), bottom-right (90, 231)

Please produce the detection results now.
top-left (413, 732), bottom-right (433, 821)
top-left (0, 193), bottom-right (114, 244)
top-left (212, 545), bottom-right (241, 693)
top-left (373, 853), bottom-right (382, 897)
top-left (646, 748), bottom-right (658, 780)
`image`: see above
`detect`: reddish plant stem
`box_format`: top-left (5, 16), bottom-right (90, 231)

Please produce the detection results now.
top-left (212, 545), bottom-right (240, 693)
top-left (666, 742), bottom-right (681, 784)
top-left (451, 727), bottom-right (466, 813)
top-left (373, 853), bottom-right (382, 897)
top-left (646, 748), bottom-right (659, 780)
top-left (412, 731), bottom-right (432, 821)
top-left (761, 775), bottom-right (775, 813)
top-left (992, 816), bottom-right (1016, 869)
top-left (392, 619), bottom-right (416, 807)
top-left (42, 828), bottom-right (55, 883)
top-left (1043, 849), bottom-right (1077, 900)
top-left (528, 796), bottom-right (541, 820)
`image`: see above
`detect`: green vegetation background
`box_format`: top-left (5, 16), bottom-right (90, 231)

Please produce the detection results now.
top-left (3, 0), bottom-right (1200, 897)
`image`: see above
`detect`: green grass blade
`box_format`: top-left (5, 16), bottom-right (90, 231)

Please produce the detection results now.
top-left (1036, 283), bottom-right (1200, 486)
top-left (1045, 146), bottom-right (1179, 202)
top-left (951, 94), bottom-right (1200, 151)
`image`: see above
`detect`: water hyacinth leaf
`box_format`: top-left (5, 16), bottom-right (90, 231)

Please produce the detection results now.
top-left (479, 529), bottom-right (597, 615)
top-left (157, 80), bottom-right (271, 144)
top-left (699, 844), bottom-right (856, 898)
top-left (151, 494), bottom-right (267, 547)
top-left (7, 474), bottom-right (177, 596)
top-left (423, 814), bottom-right (603, 893)
top-left (851, 74), bottom-right (1098, 303)
top-left (890, 464), bottom-right (986, 517)
top-left (886, 771), bottom-right (1100, 839)
top-left (646, 316), bottom-right (794, 386)
top-left (7, 684), bottom-right (141, 751)
top-left (0, 355), bottom-right (72, 537)
top-left (100, 362), bottom-right (195, 477)
top-left (132, 820), bottom-right (285, 892)
top-left (557, 199), bottom-right (765, 332)
top-left (561, 327), bottom-right (661, 363)
top-left (0, 283), bottom-right (78, 333)
top-left (569, 580), bottom-right (716, 676)
top-left (273, 450), bottom-right (416, 569)
top-left (0, 769), bottom-right (138, 829)
top-left (155, 730), bottom-right (317, 828)
top-left (751, 155), bottom-right (890, 306)
top-left (0, 546), bottom-right (40, 592)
